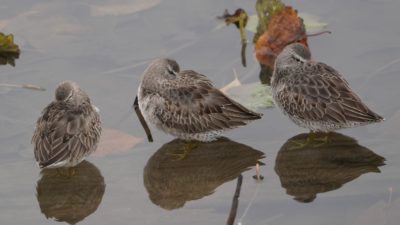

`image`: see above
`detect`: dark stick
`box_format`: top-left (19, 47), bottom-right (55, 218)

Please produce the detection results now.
top-left (133, 96), bottom-right (153, 142)
top-left (307, 30), bottom-right (332, 37)
top-left (241, 42), bottom-right (247, 67)
top-left (226, 174), bottom-right (243, 225)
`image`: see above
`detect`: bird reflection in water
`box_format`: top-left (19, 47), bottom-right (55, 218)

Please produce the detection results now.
top-left (36, 161), bottom-right (105, 224)
top-left (275, 132), bottom-right (385, 203)
top-left (143, 138), bottom-right (265, 210)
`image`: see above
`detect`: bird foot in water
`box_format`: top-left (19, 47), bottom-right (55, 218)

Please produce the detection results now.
top-left (167, 141), bottom-right (199, 160)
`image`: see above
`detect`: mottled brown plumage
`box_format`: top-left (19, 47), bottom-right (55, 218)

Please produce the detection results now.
top-left (138, 58), bottom-right (262, 141)
top-left (272, 43), bottom-right (384, 132)
top-left (32, 81), bottom-right (101, 168)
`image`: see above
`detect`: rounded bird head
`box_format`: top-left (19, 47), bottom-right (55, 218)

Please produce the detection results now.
top-left (141, 58), bottom-right (180, 86)
top-left (275, 43), bottom-right (311, 69)
top-left (55, 81), bottom-right (90, 105)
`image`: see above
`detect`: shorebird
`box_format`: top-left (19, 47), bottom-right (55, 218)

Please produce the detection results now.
top-left (32, 81), bottom-right (101, 169)
top-left (271, 43), bottom-right (383, 144)
top-left (135, 58), bottom-right (262, 142)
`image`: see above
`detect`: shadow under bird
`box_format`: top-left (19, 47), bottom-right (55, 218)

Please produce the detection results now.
top-left (36, 161), bottom-right (105, 224)
top-left (143, 137), bottom-right (265, 210)
top-left (135, 58), bottom-right (262, 142)
top-left (32, 81), bottom-right (101, 169)
top-left (275, 132), bottom-right (385, 203)
top-left (271, 43), bottom-right (384, 133)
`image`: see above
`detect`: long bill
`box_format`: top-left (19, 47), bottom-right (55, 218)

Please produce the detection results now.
top-left (133, 96), bottom-right (153, 142)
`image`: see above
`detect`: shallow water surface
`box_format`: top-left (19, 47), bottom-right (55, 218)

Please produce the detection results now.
top-left (1, 0), bottom-right (400, 224)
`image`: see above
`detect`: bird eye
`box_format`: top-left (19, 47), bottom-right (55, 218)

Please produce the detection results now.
top-left (292, 55), bottom-right (301, 62)
top-left (66, 91), bottom-right (74, 101)
top-left (167, 65), bottom-right (176, 75)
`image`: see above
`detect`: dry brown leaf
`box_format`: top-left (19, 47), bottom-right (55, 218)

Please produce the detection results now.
top-left (255, 6), bottom-right (308, 68)
top-left (94, 128), bottom-right (142, 157)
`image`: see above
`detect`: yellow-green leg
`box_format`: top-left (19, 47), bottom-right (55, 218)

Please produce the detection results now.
top-left (55, 167), bottom-right (76, 177)
top-left (289, 132), bottom-right (330, 149)
top-left (167, 140), bottom-right (199, 160)
top-left (55, 168), bottom-right (63, 177)
top-left (289, 132), bottom-right (315, 149)
top-left (312, 133), bottom-right (331, 147)
top-left (68, 167), bottom-right (76, 177)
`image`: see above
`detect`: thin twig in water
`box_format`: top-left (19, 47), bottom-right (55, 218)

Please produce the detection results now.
top-left (307, 30), bottom-right (332, 37)
top-left (103, 40), bottom-right (198, 76)
top-left (241, 42), bottom-right (247, 67)
top-left (253, 214), bottom-right (284, 225)
top-left (226, 175), bottom-right (243, 225)
top-left (233, 68), bottom-right (238, 79)
top-left (103, 26), bottom-right (226, 76)
top-left (359, 57), bottom-right (400, 91)
top-left (102, 60), bottom-right (150, 75)
top-left (388, 187), bottom-right (393, 206)
top-left (0, 83), bottom-right (45, 91)
top-left (237, 176), bottom-right (262, 225)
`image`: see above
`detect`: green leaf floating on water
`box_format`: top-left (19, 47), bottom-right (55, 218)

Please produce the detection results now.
top-left (0, 33), bottom-right (19, 53)
top-left (0, 32), bottom-right (20, 66)
top-left (223, 82), bottom-right (274, 111)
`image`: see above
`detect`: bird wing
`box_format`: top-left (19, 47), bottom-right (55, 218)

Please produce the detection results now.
top-left (32, 103), bottom-right (101, 168)
top-left (155, 70), bottom-right (262, 133)
top-left (276, 62), bottom-right (383, 123)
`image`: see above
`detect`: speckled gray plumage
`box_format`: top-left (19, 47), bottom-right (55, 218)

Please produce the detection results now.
top-left (271, 43), bottom-right (383, 132)
top-left (32, 81), bottom-right (101, 168)
top-left (138, 58), bottom-right (262, 141)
